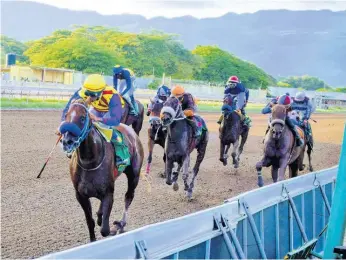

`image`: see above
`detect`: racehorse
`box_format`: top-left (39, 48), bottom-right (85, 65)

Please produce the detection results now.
top-left (59, 99), bottom-right (144, 241)
top-left (219, 95), bottom-right (249, 168)
top-left (121, 98), bottom-right (144, 136)
top-left (160, 96), bottom-right (209, 199)
top-left (256, 104), bottom-right (306, 187)
top-left (146, 98), bottom-right (167, 176)
top-left (288, 110), bottom-right (314, 172)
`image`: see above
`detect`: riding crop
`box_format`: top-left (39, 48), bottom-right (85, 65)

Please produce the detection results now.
top-left (36, 135), bottom-right (62, 178)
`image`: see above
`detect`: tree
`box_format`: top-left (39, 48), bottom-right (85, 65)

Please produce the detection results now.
top-left (279, 75), bottom-right (330, 90)
top-left (192, 45), bottom-right (276, 88)
top-left (1, 35), bottom-right (29, 64)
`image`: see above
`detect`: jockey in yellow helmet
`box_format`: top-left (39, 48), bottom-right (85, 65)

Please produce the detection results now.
top-left (60, 74), bottom-right (124, 127)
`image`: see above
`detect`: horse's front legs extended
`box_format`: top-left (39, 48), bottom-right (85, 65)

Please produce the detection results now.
top-left (76, 192), bottom-right (96, 242)
top-left (99, 192), bottom-right (113, 237)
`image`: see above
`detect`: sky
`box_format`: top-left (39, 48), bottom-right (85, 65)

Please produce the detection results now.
top-left (15, 0), bottom-right (346, 18)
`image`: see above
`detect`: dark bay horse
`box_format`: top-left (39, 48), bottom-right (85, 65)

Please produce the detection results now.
top-left (59, 99), bottom-right (144, 241)
top-left (146, 98), bottom-right (167, 175)
top-left (219, 96), bottom-right (249, 168)
top-left (121, 99), bottom-right (144, 135)
top-left (160, 97), bottom-right (209, 199)
top-left (256, 105), bottom-right (305, 187)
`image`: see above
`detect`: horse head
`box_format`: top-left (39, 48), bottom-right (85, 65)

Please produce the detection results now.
top-left (160, 96), bottom-right (184, 127)
top-left (148, 98), bottom-right (165, 135)
top-left (270, 104), bottom-right (287, 140)
top-left (59, 99), bottom-right (92, 154)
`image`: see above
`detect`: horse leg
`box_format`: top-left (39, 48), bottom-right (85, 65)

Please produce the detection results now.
top-left (231, 139), bottom-right (240, 168)
top-left (271, 166), bottom-right (279, 183)
top-left (219, 143), bottom-right (229, 166)
top-left (189, 133), bottom-right (208, 197)
top-left (75, 192), bottom-right (96, 242)
top-left (100, 192), bottom-right (113, 237)
top-left (172, 163), bottom-right (182, 191)
top-left (96, 201), bottom-right (103, 227)
top-left (146, 135), bottom-right (154, 175)
top-left (278, 155), bottom-right (290, 182)
top-left (289, 159), bottom-right (299, 179)
top-left (165, 159), bottom-right (174, 185)
top-left (256, 156), bottom-right (271, 187)
top-left (307, 145), bottom-right (314, 172)
top-left (182, 156), bottom-right (191, 193)
top-left (238, 129), bottom-right (249, 162)
top-left (112, 167), bottom-right (139, 235)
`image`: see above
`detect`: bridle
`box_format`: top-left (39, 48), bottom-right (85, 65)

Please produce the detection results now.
top-left (160, 96), bottom-right (185, 126)
top-left (63, 103), bottom-right (106, 171)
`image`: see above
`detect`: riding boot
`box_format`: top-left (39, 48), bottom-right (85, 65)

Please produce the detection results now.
top-left (130, 95), bottom-right (138, 116)
top-left (217, 113), bottom-right (224, 124)
top-left (286, 118), bottom-right (303, 146)
top-left (241, 108), bottom-right (252, 127)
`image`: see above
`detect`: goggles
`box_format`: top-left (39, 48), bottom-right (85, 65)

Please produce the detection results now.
top-left (84, 89), bottom-right (103, 98)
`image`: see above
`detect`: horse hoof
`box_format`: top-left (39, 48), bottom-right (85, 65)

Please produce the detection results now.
top-left (166, 180), bottom-right (172, 185)
top-left (186, 191), bottom-right (193, 200)
top-left (173, 182), bottom-right (179, 191)
top-left (309, 167), bottom-right (314, 172)
top-left (234, 163), bottom-right (239, 169)
top-left (258, 180), bottom-right (264, 187)
top-left (100, 228), bottom-right (110, 237)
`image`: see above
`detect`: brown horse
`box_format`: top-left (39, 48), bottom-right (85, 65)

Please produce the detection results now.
top-left (160, 97), bottom-right (209, 199)
top-left (121, 99), bottom-right (144, 136)
top-left (219, 95), bottom-right (249, 168)
top-left (146, 98), bottom-right (167, 176)
top-left (256, 104), bottom-right (305, 187)
top-left (59, 99), bottom-right (144, 241)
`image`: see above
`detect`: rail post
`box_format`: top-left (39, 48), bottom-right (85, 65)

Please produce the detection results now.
top-left (323, 123), bottom-right (346, 259)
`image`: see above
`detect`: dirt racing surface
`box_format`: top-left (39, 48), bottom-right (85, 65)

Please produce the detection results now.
top-left (1, 111), bottom-right (345, 259)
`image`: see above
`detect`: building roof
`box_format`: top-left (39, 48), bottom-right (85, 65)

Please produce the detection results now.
top-left (29, 66), bottom-right (75, 72)
top-left (268, 87), bottom-right (346, 101)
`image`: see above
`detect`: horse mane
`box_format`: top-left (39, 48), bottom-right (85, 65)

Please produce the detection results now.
top-left (71, 98), bottom-right (88, 107)
top-left (272, 104), bottom-right (286, 120)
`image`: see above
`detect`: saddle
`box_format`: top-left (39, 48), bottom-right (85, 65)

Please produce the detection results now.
top-left (93, 123), bottom-right (131, 174)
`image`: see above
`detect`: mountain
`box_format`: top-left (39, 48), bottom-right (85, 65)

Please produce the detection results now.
top-left (1, 1), bottom-right (346, 85)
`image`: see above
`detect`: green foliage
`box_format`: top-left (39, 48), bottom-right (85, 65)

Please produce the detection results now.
top-left (279, 75), bottom-right (330, 91)
top-left (147, 79), bottom-right (161, 90)
top-left (17, 26), bottom-right (274, 84)
top-left (191, 45), bottom-right (276, 89)
top-left (335, 87), bottom-right (346, 93)
top-left (1, 35), bottom-right (29, 64)
top-left (277, 81), bottom-right (291, 88)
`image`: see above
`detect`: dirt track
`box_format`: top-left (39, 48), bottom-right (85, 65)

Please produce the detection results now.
top-left (1, 111), bottom-right (345, 259)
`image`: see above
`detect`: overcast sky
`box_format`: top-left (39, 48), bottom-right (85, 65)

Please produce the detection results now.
top-left (16, 0), bottom-right (346, 18)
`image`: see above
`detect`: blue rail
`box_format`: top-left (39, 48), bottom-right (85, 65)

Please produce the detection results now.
top-left (40, 166), bottom-right (337, 259)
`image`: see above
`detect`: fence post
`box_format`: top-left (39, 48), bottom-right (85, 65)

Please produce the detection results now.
top-left (323, 123), bottom-right (346, 258)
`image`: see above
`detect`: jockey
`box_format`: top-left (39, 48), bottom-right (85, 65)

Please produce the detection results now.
top-left (276, 94), bottom-right (304, 146)
top-left (171, 85), bottom-right (199, 137)
top-left (217, 75), bottom-right (250, 126)
top-left (60, 74), bottom-right (127, 165)
top-left (147, 84), bottom-right (171, 116)
top-left (113, 65), bottom-right (138, 116)
top-left (292, 91), bottom-right (313, 136)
